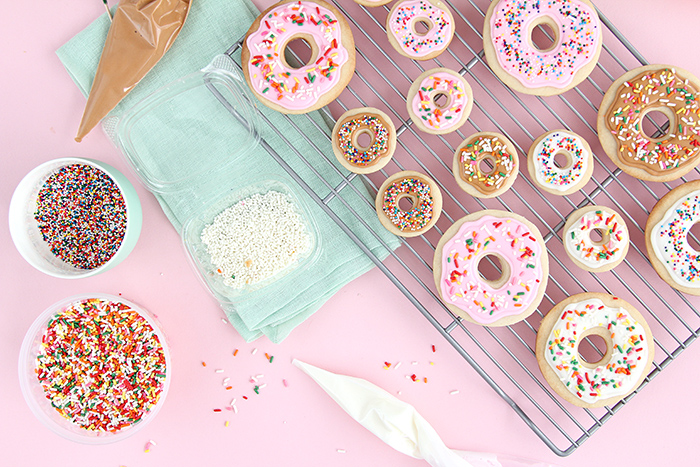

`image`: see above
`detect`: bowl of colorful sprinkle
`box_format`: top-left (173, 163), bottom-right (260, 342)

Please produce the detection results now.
top-left (18, 294), bottom-right (171, 443)
top-left (9, 157), bottom-right (142, 278)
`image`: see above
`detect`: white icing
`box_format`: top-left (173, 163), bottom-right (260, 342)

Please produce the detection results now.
top-left (650, 190), bottom-right (700, 288)
top-left (564, 207), bottom-right (628, 269)
top-left (544, 298), bottom-right (650, 404)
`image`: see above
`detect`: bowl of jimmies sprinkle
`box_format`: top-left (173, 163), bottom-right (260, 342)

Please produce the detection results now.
top-left (9, 157), bottom-right (142, 278)
top-left (18, 294), bottom-right (171, 443)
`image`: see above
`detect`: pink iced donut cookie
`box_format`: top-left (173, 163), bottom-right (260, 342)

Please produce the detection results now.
top-left (241, 0), bottom-right (356, 114)
top-left (386, 0), bottom-right (454, 60)
top-left (406, 68), bottom-right (473, 135)
top-left (483, 0), bottom-right (602, 96)
top-left (433, 210), bottom-right (549, 326)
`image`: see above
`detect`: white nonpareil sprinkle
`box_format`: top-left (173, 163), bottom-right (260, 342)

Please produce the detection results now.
top-left (201, 191), bottom-right (311, 289)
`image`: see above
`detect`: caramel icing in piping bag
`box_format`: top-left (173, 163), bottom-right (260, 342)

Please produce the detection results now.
top-left (75, 0), bottom-right (191, 142)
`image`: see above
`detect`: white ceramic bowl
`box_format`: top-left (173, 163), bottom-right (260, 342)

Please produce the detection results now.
top-left (8, 158), bottom-right (142, 278)
top-left (18, 294), bottom-right (171, 444)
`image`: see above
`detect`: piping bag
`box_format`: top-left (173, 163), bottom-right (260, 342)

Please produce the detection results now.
top-left (74, 0), bottom-right (191, 142)
top-left (293, 360), bottom-right (563, 467)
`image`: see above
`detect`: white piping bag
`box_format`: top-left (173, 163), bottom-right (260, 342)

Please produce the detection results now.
top-left (293, 360), bottom-right (563, 467)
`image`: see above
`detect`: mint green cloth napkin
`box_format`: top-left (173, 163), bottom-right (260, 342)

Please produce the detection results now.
top-left (57, 0), bottom-right (400, 343)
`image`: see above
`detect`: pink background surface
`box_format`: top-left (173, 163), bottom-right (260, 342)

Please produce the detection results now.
top-left (2, 0), bottom-right (700, 465)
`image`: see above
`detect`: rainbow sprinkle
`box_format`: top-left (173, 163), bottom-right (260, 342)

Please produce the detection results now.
top-left (533, 131), bottom-right (588, 191)
top-left (545, 298), bottom-right (649, 404)
top-left (34, 164), bottom-right (127, 270)
top-left (651, 191), bottom-right (700, 286)
top-left (336, 114), bottom-right (390, 166)
top-left (382, 177), bottom-right (434, 232)
top-left (605, 68), bottom-right (700, 175)
top-left (458, 134), bottom-right (515, 195)
top-left (35, 298), bottom-right (167, 432)
top-left (388, 0), bottom-right (452, 57)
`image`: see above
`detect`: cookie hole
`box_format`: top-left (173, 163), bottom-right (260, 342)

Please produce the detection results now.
top-left (529, 18), bottom-right (559, 53)
top-left (353, 129), bottom-right (374, 151)
top-left (412, 18), bottom-right (433, 37)
top-left (687, 222), bottom-right (700, 253)
top-left (479, 156), bottom-right (496, 175)
top-left (577, 332), bottom-right (609, 366)
top-left (641, 109), bottom-right (672, 141)
top-left (553, 151), bottom-right (572, 170)
top-left (432, 92), bottom-right (450, 109)
top-left (588, 228), bottom-right (609, 247)
top-left (397, 194), bottom-right (416, 212)
top-left (282, 36), bottom-right (316, 69)
top-left (477, 253), bottom-right (511, 289)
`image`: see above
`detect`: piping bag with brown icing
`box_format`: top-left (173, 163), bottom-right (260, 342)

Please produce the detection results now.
top-left (75, 0), bottom-right (191, 142)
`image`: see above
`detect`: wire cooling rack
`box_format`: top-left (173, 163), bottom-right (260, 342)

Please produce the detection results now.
top-left (223, 0), bottom-right (700, 456)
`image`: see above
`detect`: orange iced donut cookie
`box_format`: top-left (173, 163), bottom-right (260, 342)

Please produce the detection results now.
top-left (452, 132), bottom-right (519, 198)
top-left (375, 171), bottom-right (442, 237)
top-left (332, 107), bottom-right (396, 174)
top-left (536, 293), bottom-right (654, 408)
top-left (241, 0), bottom-right (356, 114)
top-left (598, 65), bottom-right (700, 182)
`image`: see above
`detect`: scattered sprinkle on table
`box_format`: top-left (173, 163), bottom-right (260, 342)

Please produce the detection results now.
top-left (36, 298), bottom-right (167, 433)
top-left (201, 191), bottom-right (311, 288)
top-left (34, 164), bottom-right (127, 269)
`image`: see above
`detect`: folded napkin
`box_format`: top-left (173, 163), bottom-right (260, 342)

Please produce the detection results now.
top-left (57, 0), bottom-right (400, 343)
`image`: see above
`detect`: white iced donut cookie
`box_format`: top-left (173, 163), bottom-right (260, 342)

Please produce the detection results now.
top-left (646, 180), bottom-right (700, 295)
top-left (527, 130), bottom-right (594, 196)
top-left (563, 205), bottom-right (629, 272)
top-left (536, 293), bottom-right (654, 408)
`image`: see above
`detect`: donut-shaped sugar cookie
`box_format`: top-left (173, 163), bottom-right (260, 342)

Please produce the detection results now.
top-left (483, 0), bottom-right (602, 96)
top-left (386, 0), bottom-right (454, 60)
top-left (375, 171), bottom-right (442, 237)
top-left (433, 210), bottom-right (549, 326)
top-left (354, 0), bottom-right (392, 7)
top-left (645, 180), bottom-right (700, 295)
top-left (597, 65), bottom-right (700, 182)
top-left (332, 107), bottom-right (396, 174)
top-left (527, 130), bottom-right (594, 196)
top-left (536, 293), bottom-right (654, 408)
top-left (563, 206), bottom-right (629, 272)
top-left (452, 132), bottom-right (519, 198)
top-left (406, 68), bottom-right (473, 134)
top-left (241, 0), bottom-right (356, 114)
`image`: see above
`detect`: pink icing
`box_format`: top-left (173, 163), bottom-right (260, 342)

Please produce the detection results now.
top-left (388, 0), bottom-right (453, 58)
top-left (489, 0), bottom-right (601, 89)
top-left (439, 215), bottom-right (544, 324)
top-left (245, 1), bottom-right (350, 111)
top-left (410, 71), bottom-right (469, 132)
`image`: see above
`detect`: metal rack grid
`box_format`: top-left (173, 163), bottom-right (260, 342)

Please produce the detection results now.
top-left (224, 0), bottom-right (700, 456)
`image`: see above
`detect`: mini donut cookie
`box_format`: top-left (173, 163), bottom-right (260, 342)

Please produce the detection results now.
top-left (452, 132), bottom-right (519, 198)
top-left (406, 68), bottom-right (473, 135)
top-left (386, 0), bottom-right (454, 60)
top-left (536, 293), bottom-right (654, 408)
top-left (241, 0), bottom-right (356, 114)
top-left (563, 206), bottom-right (629, 273)
top-left (527, 130), bottom-right (594, 196)
top-left (354, 0), bottom-right (392, 7)
top-left (332, 107), bottom-right (396, 174)
top-left (597, 65), bottom-right (700, 182)
top-left (645, 180), bottom-right (700, 295)
top-left (433, 210), bottom-right (549, 326)
top-left (375, 171), bottom-right (442, 237)
top-left (483, 0), bottom-right (602, 96)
